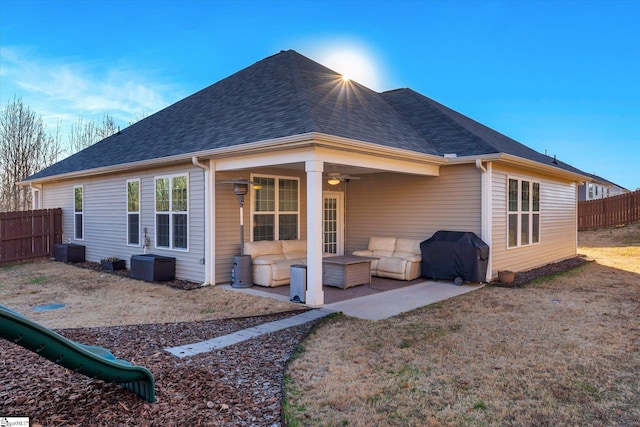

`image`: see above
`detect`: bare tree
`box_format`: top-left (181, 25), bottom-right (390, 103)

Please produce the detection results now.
top-left (67, 113), bottom-right (117, 153)
top-left (128, 110), bottom-right (150, 126)
top-left (0, 97), bottom-right (62, 212)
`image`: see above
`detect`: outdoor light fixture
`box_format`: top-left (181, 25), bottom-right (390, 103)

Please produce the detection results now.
top-left (327, 177), bottom-right (341, 186)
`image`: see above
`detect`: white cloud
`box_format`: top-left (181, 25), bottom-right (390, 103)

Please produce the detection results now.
top-left (0, 47), bottom-right (174, 130)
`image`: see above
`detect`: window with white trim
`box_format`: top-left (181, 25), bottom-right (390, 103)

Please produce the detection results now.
top-left (508, 177), bottom-right (540, 248)
top-left (127, 179), bottom-right (140, 245)
top-left (251, 175), bottom-right (299, 241)
top-left (155, 174), bottom-right (188, 249)
top-left (74, 185), bottom-right (83, 240)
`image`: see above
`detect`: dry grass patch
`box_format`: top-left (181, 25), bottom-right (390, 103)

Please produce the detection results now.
top-left (285, 224), bottom-right (640, 426)
top-left (0, 260), bottom-right (300, 329)
top-left (579, 224), bottom-right (640, 274)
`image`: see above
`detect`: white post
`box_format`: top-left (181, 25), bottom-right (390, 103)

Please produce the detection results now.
top-left (484, 162), bottom-right (493, 281)
top-left (305, 160), bottom-right (324, 306)
top-left (239, 200), bottom-right (245, 256)
top-left (208, 161), bottom-right (216, 285)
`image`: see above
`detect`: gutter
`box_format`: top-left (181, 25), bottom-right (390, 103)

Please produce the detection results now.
top-left (20, 132), bottom-right (448, 186)
top-left (191, 156), bottom-right (209, 171)
top-left (448, 153), bottom-right (590, 183)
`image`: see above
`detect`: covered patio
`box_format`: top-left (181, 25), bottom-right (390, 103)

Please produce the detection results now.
top-left (206, 137), bottom-right (448, 306)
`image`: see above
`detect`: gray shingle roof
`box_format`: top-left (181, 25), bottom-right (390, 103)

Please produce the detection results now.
top-left (380, 88), bottom-right (588, 176)
top-left (26, 50), bottom-right (585, 181)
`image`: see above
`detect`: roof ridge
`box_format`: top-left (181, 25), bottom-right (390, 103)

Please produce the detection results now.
top-left (378, 89), bottom-right (441, 153)
top-left (395, 89), bottom-right (495, 155)
top-left (415, 91), bottom-right (511, 148)
top-left (285, 50), bottom-right (317, 133)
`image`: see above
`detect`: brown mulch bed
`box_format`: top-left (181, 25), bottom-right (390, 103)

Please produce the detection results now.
top-left (491, 255), bottom-right (590, 287)
top-left (1, 310), bottom-right (320, 426)
top-left (74, 261), bottom-right (202, 290)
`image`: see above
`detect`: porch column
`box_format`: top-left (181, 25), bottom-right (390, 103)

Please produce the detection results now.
top-left (208, 161), bottom-right (217, 285)
top-left (484, 162), bottom-right (493, 281)
top-left (193, 156), bottom-right (215, 286)
top-left (476, 159), bottom-right (493, 282)
top-left (305, 160), bottom-right (324, 306)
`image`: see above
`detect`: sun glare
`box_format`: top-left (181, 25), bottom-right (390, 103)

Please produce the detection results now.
top-left (321, 46), bottom-right (382, 90)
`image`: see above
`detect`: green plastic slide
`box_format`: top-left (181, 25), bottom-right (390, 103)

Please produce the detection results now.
top-left (0, 305), bottom-right (155, 402)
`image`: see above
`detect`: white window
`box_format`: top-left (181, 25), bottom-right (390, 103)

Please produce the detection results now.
top-left (508, 177), bottom-right (540, 248)
top-left (74, 185), bottom-right (84, 240)
top-left (127, 179), bottom-right (140, 246)
top-left (251, 175), bottom-right (299, 241)
top-left (588, 183), bottom-right (594, 199)
top-left (155, 174), bottom-right (188, 250)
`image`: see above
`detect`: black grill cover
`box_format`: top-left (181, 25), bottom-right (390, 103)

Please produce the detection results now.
top-left (420, 231), bottom-right (489, 283)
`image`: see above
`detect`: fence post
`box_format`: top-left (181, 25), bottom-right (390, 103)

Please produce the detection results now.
top-left (49, 209), bottom-right (56, 257)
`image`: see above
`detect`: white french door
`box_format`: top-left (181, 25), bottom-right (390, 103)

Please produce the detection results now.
top-left (323, 191), bottom-right (344, 255)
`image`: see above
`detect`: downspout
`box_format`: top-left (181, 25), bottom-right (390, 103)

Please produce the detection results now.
top-left (475, 159), bottom-right (492, 281)
top-left (192, 156), bottom-right (212, 287)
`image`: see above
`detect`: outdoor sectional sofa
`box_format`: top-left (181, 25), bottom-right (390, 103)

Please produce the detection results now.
top-left (352, 237), bottom-right (422, 281)
top-left (243, 239), bottom-right (309, 287)
top-left (244, 236), bottom-right (422, 287)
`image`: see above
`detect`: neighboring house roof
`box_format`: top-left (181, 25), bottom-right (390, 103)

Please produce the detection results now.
top-left (580, 172), bottom-right (628, 191)
top-left (25, 50), bottom-right (587, 182)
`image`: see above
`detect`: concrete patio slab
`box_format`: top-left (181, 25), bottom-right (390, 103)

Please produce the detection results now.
top-left (324, 281), bottom-right (484, 320)
top-left (221, 280), bottom-right (485, 321)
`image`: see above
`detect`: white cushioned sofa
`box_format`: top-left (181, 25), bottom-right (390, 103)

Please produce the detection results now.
top-left (352, 237), bottom-right (422, 281)
top-left (243, 239), bottom-right (308, 287)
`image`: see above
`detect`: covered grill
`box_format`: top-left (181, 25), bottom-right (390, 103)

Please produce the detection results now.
top-left (420, 231), bottom-right (489, 284)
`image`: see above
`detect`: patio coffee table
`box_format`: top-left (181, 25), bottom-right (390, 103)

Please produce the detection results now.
top-left (323, 255), bottom-right (376, 289)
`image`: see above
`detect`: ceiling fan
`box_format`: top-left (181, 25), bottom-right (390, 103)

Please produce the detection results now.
top-left (327, 172), bottom-right (360, 185)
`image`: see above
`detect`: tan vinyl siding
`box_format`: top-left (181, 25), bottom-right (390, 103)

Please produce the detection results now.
top-left (491, 164), bottom-right (577, 276)
top-left (345, 165), bottom-right (481, 253)
top-left (213, 168), bottom-right (308, 284)
top-left (40, 164), bottom-right (206, 283)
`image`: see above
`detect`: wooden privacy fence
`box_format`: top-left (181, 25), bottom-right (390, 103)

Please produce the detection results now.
top-left (0, 208), bottom-right (63, 264)
top-left (578, 190), bottom-right (640, 230)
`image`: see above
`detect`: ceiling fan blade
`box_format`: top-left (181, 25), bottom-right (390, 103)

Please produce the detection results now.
top-left (326, 172), bottom-right (361, 181)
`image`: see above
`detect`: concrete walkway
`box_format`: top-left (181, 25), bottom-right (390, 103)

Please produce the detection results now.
top-left (165, 308), bottom-right (334, 358)
top-left (166, 281), bottom-right (483, 358)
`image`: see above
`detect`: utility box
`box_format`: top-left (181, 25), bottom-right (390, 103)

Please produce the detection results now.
top-left (54, 243), bottom-right (85, 263)
top-left (290, 265), bottom-right (307, 303)
top-left (231, 255), bottom-right (252, 288)
top-left (130, 254), bottom-right (176, 282)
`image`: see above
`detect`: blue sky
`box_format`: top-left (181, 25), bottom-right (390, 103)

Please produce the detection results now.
top-left (1, 0), bottom-right (638, 190)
